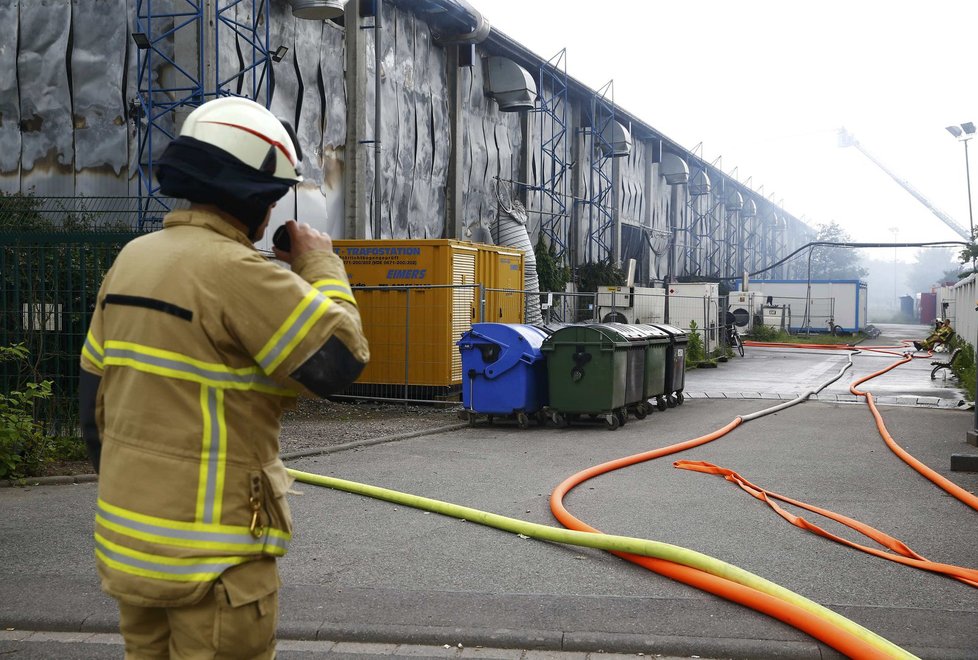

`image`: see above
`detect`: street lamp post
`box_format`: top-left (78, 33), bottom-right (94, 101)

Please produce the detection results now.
top-left (948, 122), bottom-right (978, 447)
top-left (945, 122), bottom-right (976, 240)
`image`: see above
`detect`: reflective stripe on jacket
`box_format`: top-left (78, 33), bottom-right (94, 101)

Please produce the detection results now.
top-left (81, 208), bottom-right (368, 607)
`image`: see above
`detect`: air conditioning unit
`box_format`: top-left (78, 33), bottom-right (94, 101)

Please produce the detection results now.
top-left (761, 304), bottom-right (791, 330)
top-left (728, 291), bottom-right (763, 332)
top-left (597, 286), bottom-right (665, 324)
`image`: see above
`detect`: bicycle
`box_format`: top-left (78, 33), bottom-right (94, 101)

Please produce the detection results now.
top-left (726, 323), bottom-right (745, 357)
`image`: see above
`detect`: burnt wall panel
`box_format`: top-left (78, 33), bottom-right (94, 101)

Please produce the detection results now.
top-left (294, 17), bottom-right (329, 226)
top-left (460, 53), bottom-right (520, 240)
top-left (320, 22), bottom-right (346, 234)
top-left (19, 0), bottom-right (74, 197)
top-left (0, 1), bottom-right (21, 192)
top-left (72, 0), bottom-right (129, 196)
top-left (390, 11), bottom-right (415, 238)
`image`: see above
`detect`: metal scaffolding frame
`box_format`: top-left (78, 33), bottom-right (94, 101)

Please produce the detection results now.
top-left (706, 173), bottom-right (726, 277)
top-left (583, 80), bottom-right (617, 264)
top-left (133, 0), bottom-right (272, 228)
top-left (535, 49), bottom-right (571, 260)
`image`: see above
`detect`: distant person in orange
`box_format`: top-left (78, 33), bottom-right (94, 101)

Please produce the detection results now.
top-left (914, 319), bottom-right (953, 351)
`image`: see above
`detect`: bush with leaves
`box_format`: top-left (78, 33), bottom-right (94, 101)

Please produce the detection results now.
top-left (0, 344), bottom-right (53, 479)
top-left (686, 320), bottom-right (705, 365)
top-left (534, 236), bottom-right (570, 293)
top-left (949, 335), bottom-right (976, 402)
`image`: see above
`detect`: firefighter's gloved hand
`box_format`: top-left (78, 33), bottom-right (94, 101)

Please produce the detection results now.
top-left (273, 220), bottom-right (333, 264)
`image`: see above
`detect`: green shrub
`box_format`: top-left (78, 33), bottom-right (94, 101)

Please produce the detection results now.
top-left (950, 336), bottom-right (976, 401)
top-left (686, 320), bottom-right (705, 365)
top-left (534, 236), bottom-right (570, 293)
top-left (0, 344), bottom-right (53, 479)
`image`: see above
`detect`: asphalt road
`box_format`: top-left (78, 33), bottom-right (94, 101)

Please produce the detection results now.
top-left (2, 323), bottom-right (976, 659)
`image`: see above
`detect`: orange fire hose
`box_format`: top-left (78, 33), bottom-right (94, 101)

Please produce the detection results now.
top-left (674, 460), bottom-right (978, 588)
top-left (550, 420), bottom-right (904, 658)
top-left (552, 340), bottom-right (975, 659)
top-left (848, 353), bottom-right (978, 512)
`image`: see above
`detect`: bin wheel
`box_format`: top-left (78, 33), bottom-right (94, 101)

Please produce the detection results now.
top-left (633, 403), bottom-right (648, 420)
top-left (516, 412), bottom-right (530, 429)
top-left (676, 392), bottom-right (685, 405)
top-left (666, 394), bottom-right (677, 408)
top-left (615, 408), bottom-right (628, 426)
top-left (606, 414), bottom-right (620, 430)
top-left (551, 411), bottom-right (568, 427)
top-left (466, 411), bottom-right (478, 426)
top-left (535, 411), bottom-right (548, 426)
top-left (656, 396), bottom-right (667, 412)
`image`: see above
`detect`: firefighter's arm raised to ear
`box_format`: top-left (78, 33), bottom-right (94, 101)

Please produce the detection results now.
top-left (269, 220), bottom-right (369, 397)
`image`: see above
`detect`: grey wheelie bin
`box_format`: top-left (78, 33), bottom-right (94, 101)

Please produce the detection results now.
top-left (602, 322), bottom-right (664, 419)
top-left (458, 323), bottom-right (552, 428)
top-left (541, 323), bottom-right (645, 430)
top-left (649, 323), bottom-right (688, 407)
top-left (634, 324), bottom-right (672, 413)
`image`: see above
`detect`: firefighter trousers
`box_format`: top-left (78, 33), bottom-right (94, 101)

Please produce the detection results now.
top-left (117, 576), bottom-right (278, 659)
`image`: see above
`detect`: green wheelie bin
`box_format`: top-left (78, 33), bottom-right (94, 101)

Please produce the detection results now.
top-left (541, 323), bottom-right (647, 430)
top-left (634, 324), bottom-right (672, 413)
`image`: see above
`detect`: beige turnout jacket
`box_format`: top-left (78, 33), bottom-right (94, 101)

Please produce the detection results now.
top-left (80, 208), bottom-right (368, 607)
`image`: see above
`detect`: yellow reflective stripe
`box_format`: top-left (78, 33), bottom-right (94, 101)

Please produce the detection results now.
top-left (102, 340), bottom-right (296, 395)
top-left (95, 513), bottom-right (285, 554)
top-left (195, 387), bottom-right (228, 525)
top-left (96, 498), bottom-right (290, 553)
top-left (95, 533), bottom-right (248, 582)
top-left (255, 290), bottom-right (332, 373)
top-left (82, 332), bottom-right (104, 369)
top-left (213, 389), bottom-right (227, 523)
top-left (313, 279), bottom-right (357, 306)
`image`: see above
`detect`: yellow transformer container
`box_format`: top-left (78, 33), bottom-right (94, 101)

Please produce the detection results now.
top-left (333, 240), bottom-right (524, 393)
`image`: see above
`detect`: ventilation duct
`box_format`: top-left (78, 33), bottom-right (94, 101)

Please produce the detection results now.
top-left (291, 0), bottom-right (348, 19)
top-left (659, 152), bottom-right (688, 185)
top-left (411, 0), bottom-right (490, 44)
top-left (742, 198), bottom-right (757, 218)
top-left (725, 189), bottom-right (744, 210)
top-left (486, 57), bottom-right (537, 112)
top-left (597, 120), bottom-right (631, 157)
top-left (689, 169), bottom-right (711, 196)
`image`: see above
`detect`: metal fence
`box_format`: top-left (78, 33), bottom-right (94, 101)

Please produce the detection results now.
top-left (1, 229), bottom-right (142, 434)
top-left (0, 194), bottom-right (179, 231)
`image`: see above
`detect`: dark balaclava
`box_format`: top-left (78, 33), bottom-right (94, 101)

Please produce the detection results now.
top-left (156, 136), bottom-right (296, 240)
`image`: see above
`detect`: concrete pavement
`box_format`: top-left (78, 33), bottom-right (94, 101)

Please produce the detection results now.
top-left (2, 323), bottom-right (977, 659)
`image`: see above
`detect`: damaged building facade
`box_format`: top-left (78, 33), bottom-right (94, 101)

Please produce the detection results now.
top-left (0, 0), bottom-right (814, 286)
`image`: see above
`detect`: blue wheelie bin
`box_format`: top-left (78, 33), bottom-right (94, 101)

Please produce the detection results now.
top-left (457, 323), bottom-right (552, 428)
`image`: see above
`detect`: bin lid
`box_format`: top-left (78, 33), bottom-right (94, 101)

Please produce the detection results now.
top-left (648, 323), bottom-right (688, 342)
top-left (632, 324), bottom-right (672, 344)
top-left (458, 323), bottom-right (548, 377)
top-left (542, 322), bottom-right (639, 350)
top-left (601, 322), bottom-right (655, 342)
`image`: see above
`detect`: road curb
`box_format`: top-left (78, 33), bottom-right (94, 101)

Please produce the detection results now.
top-left (0, 423), bottom-right (467, 489)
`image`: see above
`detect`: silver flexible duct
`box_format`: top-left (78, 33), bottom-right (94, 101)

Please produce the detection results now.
top-left (493, 182), bottom-right (542, 324)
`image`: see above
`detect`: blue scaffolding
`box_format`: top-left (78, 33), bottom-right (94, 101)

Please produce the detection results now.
top-left (536, 49), bottom-right (571, 260)
top-left (133, 0), bottom-right (272, 228)
top-left (583, 80), bottom-right (617, 264)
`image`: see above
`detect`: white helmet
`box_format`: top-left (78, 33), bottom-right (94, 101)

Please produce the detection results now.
top-left (179, 96), bottom-right (302, 182)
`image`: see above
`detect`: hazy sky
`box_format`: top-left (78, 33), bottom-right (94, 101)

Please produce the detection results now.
top-left (482, 0), bottom-right (978, 265)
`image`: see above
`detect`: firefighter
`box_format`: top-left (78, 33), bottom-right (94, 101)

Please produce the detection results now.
top-left (79, 96), bottom-right (369, 658)
top-left (914, 318), bottom-right (954, 351)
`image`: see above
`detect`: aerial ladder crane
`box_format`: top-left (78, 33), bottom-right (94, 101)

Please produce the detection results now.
top-left (837, 128), bottom-right (971, 240)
